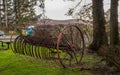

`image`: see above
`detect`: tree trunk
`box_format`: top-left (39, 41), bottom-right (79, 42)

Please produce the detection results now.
top-left (14, 0), bottom-right (19, 24)
top-left (0, 0), bottom-right (2, 28)
top-left (5, 0), bottom-right (8, 27)
top-left (89, 0), bottom-right (108, 51)
top-left (110, 0), bottom-right (119, 45)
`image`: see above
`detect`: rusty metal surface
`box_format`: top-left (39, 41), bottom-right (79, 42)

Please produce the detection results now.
top-left (12, 24), bottom-right (85, 68)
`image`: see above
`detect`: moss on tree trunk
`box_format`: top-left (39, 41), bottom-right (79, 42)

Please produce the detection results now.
top-left (110, 0), bottom-right (119, 45)
top-left (89, 0), bottom-right (108, 51)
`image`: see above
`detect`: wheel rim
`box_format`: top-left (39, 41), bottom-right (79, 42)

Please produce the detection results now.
top-left (57, 25), bottom-right (85, 68)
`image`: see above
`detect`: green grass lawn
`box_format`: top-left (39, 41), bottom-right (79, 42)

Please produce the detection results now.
top-left (0, 49), bottom-right (94, 75)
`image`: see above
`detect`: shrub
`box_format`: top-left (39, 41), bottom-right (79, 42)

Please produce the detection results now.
top-left (99, 45), bottom-right (120, 70)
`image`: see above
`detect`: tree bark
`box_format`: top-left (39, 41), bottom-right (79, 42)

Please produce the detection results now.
top-left (0, 0), bottom-right (2, 27)
top-left (5, 0), bottom-right (8, 27)
top-left (89, 0), bottom-right (108, 51)
top-left (110, 0), bottom-right (119, 45)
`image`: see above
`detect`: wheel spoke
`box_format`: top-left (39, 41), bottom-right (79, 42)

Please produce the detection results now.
top-left (57, 25), bottom-right (85, 68)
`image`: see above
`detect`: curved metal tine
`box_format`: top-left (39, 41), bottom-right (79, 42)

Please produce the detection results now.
top-left (34, 46), bottom-right (38, 58)
top-left (23, 36), bottom-right (32, 56)
top-left (37, 46), bottom-right (42, 59)
top-left (25, 43), bottom-right (29, 55)
top-left (24, 41), bottom-right (27, 55)
top-left (27, 43), bottom-right (32, 56)
top-left (30, 45), bottom-right (33, 57)
top-left (13, 36), bottom-right (20, 53)
top-left (17, 36), bottom-right (22, 53)
top-left (30, 44), bottom-right (34, 57)
top-left (28, 43), bottom-right (32, 56)
top-left (19, 37), bottom-right (22, 54)
top-left (47, 48), bottom-right (51, 58)
top-left (21, 37), bottom-right (25, 54)
top-left (31, 44), bottom-right (35, 57)
top-left (22, 38), bottom-right (25, 55)
top-left (34, 45), bottom-right (37, 58)
top-left (35, 45), bottom-right (40, 58)
top-left (18, 36), bottom-right (24, 54)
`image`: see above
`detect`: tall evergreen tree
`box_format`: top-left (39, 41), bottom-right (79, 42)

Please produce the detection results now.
top-left (110, 0), bottom-right (119, 45)
top-left (0, 0), bottom-right (2, 27)
top-left (0, 0), bottom-right (14, 27)
top-left (89, 0), bottom-right (108, 51)
top-left (13, 0), bottom-right (38, 25)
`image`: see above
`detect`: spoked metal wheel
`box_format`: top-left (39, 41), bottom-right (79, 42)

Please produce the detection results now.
top-left (57, 25), bottom-right (85, 68)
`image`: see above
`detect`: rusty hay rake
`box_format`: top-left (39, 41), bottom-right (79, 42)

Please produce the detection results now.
top-left (11, 24), bottom-right (85, 68)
